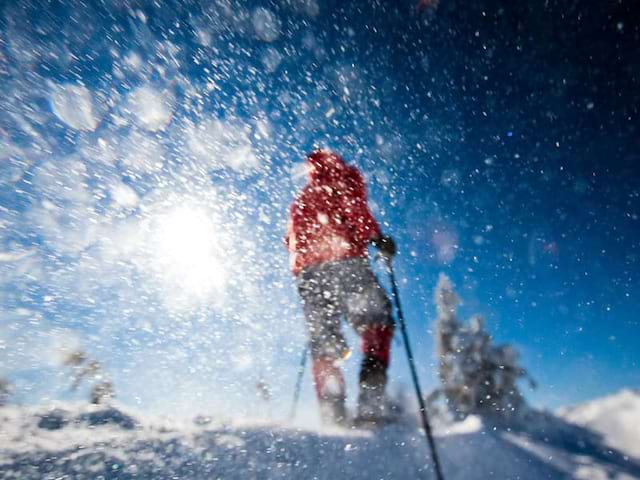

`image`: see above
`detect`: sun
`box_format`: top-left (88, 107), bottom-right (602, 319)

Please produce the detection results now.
top-left (152, 205), bottom-right (227, 299)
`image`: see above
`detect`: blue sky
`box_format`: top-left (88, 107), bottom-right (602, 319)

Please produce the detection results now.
top-left (0, 0), bottom-right (638, 418)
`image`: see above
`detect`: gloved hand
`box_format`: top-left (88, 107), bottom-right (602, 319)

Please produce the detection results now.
top-left (371, 235), bottom-right (396, 258)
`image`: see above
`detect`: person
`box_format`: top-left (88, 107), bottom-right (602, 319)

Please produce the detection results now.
top-left (285, 149), bottom-right (397, 426)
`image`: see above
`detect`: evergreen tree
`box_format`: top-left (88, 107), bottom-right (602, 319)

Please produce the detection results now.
top-left (63, 350), bottom-right (114, 405)
top-left (430, 274), bottom-right (534, 422)
top-left (0, 377), bottom-right (11, 407)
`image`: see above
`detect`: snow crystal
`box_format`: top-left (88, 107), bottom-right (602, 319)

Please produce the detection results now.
top-left (420, 54), bottom-right (430, 72)
top-left (261, 47), bottom-right (283, 73)
top-left (29, 202), bottom-right (100, 255)
top-left (440, 169), bottom-right (460, 188)
top-left (289, 0), bottom-right (320, 17)
top-left (195, 28), bottom-right (213, 47)
top-left (120, 131), bottom-right (165, 174)
top-left (0, 143), bottom-right (29, 185)
top-left (78, 136), bottom-right (119, 166)
top-left (33, 159), bottom-right (93, 206)
top-left (185, 118), bottom-right (259, 172)
top-left (255, 118), bottom-right (271, 139)
top-left (123, 51), bottom-right (143, 71)
top-left (252, 8), bottom-right (281, 42)
top-left (126, 85), bottom-right (174, 132)
top-left (225, 145), bottom-right (259, 171)
top-left (317, 213), bottom-right (329, 225)
top-left (301, 30), bottom-right (326, 59)
top-left (432, 228), bottom-right (459, 264)
top-left (110, 183), bottom-right (140, 209)
top-left (51, 84), bottom-right (100, 131)
top-left (28, 158), bottom-right (103, 256)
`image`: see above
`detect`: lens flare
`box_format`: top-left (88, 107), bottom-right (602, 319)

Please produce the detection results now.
top-left (152, 206), bottom-right (226, 300)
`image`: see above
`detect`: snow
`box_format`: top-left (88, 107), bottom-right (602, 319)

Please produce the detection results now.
top-left (0, 143), bottom-right (29, 185)
top-left (28, 199), bottom-right (100, 256)
top-left (558, 389), bottom-right (640, 460)
top-left (1, 2), bottom-right (638, 479)
top-left (289, 0), bottom-right (320, 17)
top-left (32, 158), bottom-right (93, 205)
top-left (440, 414), bottom-right (483, 435)
top-left (0, 248), bottom-right (35, 263)
top-left (184, 118), bottom-right (259, 172)
top-left (432, 228), bottom-right (458, 264)
top-left (261, 47), bottom-right (283, 73)
top-left (252, 8), bottom-right (281, 43)
top-left (110, 183), bottom-right (140, 210)
top-left (120, 130), bottom-right (165, 174)
top-left (126, 86), bottom-right (174, 132)
top-left (50, 84), bottom-right (100, 131)
top-left (1, 399), bottom-right (639, 479)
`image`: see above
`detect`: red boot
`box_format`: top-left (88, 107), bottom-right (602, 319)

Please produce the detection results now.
top-left (312, 357), bottom-right (348, 425)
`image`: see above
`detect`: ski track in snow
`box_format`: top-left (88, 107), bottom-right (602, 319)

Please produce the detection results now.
top-left (1, 403), bottom-right (639, 479)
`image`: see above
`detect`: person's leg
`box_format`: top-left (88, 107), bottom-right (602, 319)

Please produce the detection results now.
top-left (297, 265), bottom-right (349, 425)
top-left (358, 324), bottom-right (394, 421)
top-left (311, 356), bottom-right (347, 425)
top-left (341, 259), bottom-right (395, 422)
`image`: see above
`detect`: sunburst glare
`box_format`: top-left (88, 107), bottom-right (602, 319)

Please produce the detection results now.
top-left (152, 205), bottom-right (227, 300)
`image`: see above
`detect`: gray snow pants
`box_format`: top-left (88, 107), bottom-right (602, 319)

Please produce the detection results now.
top-left (296, 257), bottom-right (394, 361)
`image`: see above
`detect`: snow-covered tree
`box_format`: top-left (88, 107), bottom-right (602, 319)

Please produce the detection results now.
top-left (63, 350), bottom-right (114, 405)
top-left (430, 274), bottom-right (534, 422)
top-left (255, 377), bottom-right (274, 419)
top-left (0, 378), bottom-right (11, 407)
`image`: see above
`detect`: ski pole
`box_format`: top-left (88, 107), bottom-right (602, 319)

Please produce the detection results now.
top-left (289, 342), bottom-right (309, 420)
top-left (383, 256), bottom-right (445, 480)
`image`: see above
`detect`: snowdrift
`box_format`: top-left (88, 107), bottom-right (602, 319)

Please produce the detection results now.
top-left (1, 398), bottom-right (639, 480)
top-left (558, 389), bottom-right (640, 461)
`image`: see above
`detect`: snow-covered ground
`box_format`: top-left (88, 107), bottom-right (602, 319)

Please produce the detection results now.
top-left (558, 389), bottom-right (640, 461)
top-left (1, 391), bottom-right (639, 479)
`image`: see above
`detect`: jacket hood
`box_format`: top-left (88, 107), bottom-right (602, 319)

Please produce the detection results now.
top-left (306, 150), bottom-right (348, 185)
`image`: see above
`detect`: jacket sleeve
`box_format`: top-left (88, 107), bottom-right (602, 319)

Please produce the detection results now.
top-left (285, 201), bottom-right (300, 252)
top-left (287, 193), bottom-right (313, 253)
top-left (344, 167), bottom-right (381, 242)
top-left (284, 218), bottom-right (292, 250)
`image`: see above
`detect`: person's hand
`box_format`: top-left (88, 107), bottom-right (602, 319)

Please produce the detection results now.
top-left (372, 235), bottom-right (396, 258)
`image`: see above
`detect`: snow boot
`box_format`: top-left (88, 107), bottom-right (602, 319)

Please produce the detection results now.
top-left (312, 357), bottom-right (348, 426)
top-left (355, 325), bottom-right (393, 427)
top-left (355, 355), bottom-right (388, 427)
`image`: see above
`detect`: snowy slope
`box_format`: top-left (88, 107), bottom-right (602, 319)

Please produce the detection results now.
top-left (1, 402), bottom-right (640, 479)
top-left (558, 389), bottom-right (640, 460)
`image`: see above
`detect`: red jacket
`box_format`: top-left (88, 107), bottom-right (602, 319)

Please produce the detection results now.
top-left (285, 150), bottom-right (381, 275)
